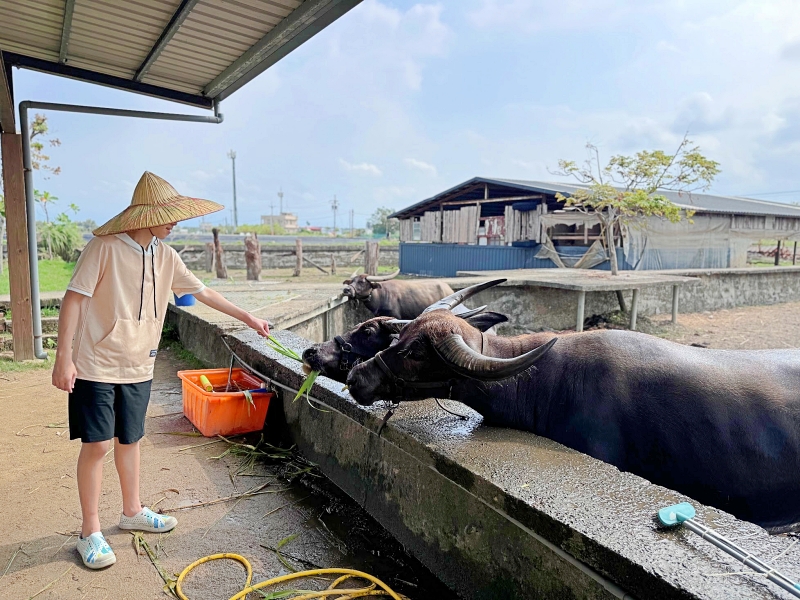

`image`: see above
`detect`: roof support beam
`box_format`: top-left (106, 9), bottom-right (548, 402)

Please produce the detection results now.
top-left (0, 49), bottom-right (14, 133)
top-left (2, 52), bottom-right (213, 109)
top-left (58, 0), bottom-right (77, 64)
top-left (134, 0), bottom-right (201, 82)
top-left (441, 195), bottom-right (545, 207)
top-left (204, 0), bottom-right (363, 101)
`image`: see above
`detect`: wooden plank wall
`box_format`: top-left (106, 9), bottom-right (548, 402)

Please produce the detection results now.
top-left (440, 206), bottom-right (478, 244)
top-left (399, 219), bottom-right (413, 241)
top-left (504, 204), bottom-right (545, 243)
top-left (420, 210), bottom-right (441, 242)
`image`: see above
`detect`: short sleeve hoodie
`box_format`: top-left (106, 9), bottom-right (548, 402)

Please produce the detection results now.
top-left (67, 234), bottom-right (205, 384)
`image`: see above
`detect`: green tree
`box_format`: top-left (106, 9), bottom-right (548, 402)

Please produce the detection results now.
top-left (39, 204), bottom-right (82, 263)
top-left (552, 136), bottom-right (720, 274)
top-left (368, 207), bottom-right (399, 237)
top-left (30, 114), bottom-right (61, 177)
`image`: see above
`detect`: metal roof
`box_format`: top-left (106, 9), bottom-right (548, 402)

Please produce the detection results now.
top-left (0, 0), bottom-right (362, 110)
top-left (389, 177), bottom-right (800, 220)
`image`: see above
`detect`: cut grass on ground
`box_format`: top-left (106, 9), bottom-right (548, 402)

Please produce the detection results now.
top-left (0, 259), bottom-right (76, 295)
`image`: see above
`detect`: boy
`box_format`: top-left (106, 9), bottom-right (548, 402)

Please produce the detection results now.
top-left (52, 172), bottom-right (270, 569)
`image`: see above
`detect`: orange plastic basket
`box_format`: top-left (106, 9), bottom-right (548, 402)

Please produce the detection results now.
top-left (177, 368), bottom-right (273, 437)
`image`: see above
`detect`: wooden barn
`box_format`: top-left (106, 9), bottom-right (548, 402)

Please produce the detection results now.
top-left (390, 178), bottom-right (800, 277)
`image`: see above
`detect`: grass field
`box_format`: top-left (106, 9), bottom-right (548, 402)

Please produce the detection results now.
top-left (0, 259), bottom-right (76, 295)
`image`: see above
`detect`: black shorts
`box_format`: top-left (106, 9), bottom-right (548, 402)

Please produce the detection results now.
top-left (69, 379), bottom-right (152, 444)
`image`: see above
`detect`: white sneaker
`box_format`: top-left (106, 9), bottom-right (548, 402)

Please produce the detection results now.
top-left (118, 507), bottom-right (177, 533)
top-left (76, 532), bottom-right (116, 569)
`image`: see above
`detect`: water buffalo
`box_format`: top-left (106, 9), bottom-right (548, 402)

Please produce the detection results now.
top-left (302, 309), bottom-right (509, 383)
top-left (345, 281), bottom-right (800, 533)
top-left (342, 269), bottom-right (462, 319)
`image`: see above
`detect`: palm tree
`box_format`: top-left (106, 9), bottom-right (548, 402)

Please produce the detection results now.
top-left (35, 190), bottom-right (59, 259)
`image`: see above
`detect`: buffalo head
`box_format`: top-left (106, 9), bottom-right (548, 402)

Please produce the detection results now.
top-left (302, 310), bottom-right (509, 383)
top-left (346, 279), bottom-right (554, 405)
top-left (342, 268), bottom-right (400, 300)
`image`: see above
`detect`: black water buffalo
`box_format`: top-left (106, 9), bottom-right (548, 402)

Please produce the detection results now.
top-left (346, 281), bottom-right (800, 533)
top-left (342, 269), bottom-right (461, 319)
top-left (302, 310), bottom-right (508, 383)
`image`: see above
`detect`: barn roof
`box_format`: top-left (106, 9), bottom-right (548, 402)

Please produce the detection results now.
top-left (0, 0), bottom-right (362, 110)
top-left (389, 177), bottom-right (800, 220)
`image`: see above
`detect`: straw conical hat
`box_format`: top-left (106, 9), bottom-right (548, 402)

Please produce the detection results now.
top-left (93, 171), bottom-right (224, 236)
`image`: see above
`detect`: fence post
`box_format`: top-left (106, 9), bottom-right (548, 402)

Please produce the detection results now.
top-left (294, 238), bottom-right (303, 277)
top-left (204, 242), bottom-right (214, 272)
top-left (245, 233), bottom-right (261, 281)
top-left (775, 240), bottom-right (782, 266)
top-left (330, 253), bottom-right (337, 275)
top-left (365, 241), bottom-right (379, 276)
top-left (1, 133), bottom-right (34, 360)
top-left (212, 228), bottom-right (227, 279)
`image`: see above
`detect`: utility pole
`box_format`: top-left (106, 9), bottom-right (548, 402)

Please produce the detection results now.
top-left (227, 150), bottom-right (238, 229)
top-left (349, 209), bottom-right (354, 237)
top-left (277, 188), bottom-right (284, 214)
top-left (269, 201), bottom-right (275, 235)
top-left (331, 195), bottom-right (339, 236)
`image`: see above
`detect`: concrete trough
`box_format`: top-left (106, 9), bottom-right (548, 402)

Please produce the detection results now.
top-left (168, 299), bottom-right (799, 600)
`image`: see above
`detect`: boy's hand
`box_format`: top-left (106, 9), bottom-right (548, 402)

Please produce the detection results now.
top-left (53, 358), bottom-right (78, 393)
top-left (248, 316), bottom-right (270, 337)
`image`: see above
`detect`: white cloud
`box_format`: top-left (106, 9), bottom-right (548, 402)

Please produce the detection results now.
top-left (404, 158), bottom-right (437, 176)
top-left (340, 159), bottom-right (383, 176)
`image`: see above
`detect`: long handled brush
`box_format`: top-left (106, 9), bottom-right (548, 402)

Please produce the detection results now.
top-left (658, 502), bottom-right (800, 598)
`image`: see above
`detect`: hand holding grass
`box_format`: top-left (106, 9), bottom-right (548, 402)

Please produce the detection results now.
top-left (265, 336), bottom-right (320, 402)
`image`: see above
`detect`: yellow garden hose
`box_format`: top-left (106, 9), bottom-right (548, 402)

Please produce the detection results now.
top-left (175, 553), bottom-right (404, 600)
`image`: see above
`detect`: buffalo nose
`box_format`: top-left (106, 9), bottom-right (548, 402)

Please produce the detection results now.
top-left (302, 347), bottom-right (317, 360)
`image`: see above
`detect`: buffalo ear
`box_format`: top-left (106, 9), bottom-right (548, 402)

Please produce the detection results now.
top-left (343, 279), bottom-right (353, 285)
top-left (370, 282), bottom-right (383, 289)
top-left (465, 311), bottom-right (509, 332)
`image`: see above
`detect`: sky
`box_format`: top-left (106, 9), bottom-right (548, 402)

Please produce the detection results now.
top-left (8, 0), bottom-right (800, 230)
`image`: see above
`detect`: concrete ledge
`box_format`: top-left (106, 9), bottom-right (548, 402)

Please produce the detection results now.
top-left (447, 268), bottom-right (800, 332)
top-left (170, 307), bottom-right (796, 599)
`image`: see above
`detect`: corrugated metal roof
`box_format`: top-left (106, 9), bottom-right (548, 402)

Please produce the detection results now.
top-left (390, 177), bottom-right (800, 220)
top-left (0, 0), bottom-right (362, 109)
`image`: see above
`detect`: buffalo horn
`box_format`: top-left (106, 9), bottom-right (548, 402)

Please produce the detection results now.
top-left (349, 267), bottom-right (362, 280)
top-left (366, 269), bottom-right (401, 282)
top-left (385, 307), bottom-right (488, 328)
top-left (454, 305), bottom-right (487, 319)
top-left (423, 279), bottom-right (507, 314)
top-left (435, 334), bottom-right (556, 380)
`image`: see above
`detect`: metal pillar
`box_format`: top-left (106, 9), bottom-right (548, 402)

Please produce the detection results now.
top-left (629, 289), bottom-right (640, 331)
top-left (671, 285), bottom-right (679, 325)
top-left (576, 290), bottom-right (586, 332)
top-left (19, 99), bottom-right (224, 359)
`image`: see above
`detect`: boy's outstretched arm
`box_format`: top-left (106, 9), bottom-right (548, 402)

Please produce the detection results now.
top-left (193, 287), bottom-right (270, 337)
top-left (53, 290), bottom-right (86, 392)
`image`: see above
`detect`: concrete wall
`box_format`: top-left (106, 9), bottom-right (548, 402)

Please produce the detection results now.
top-left (166, 315), bottom-right (795, 600)
top-left (449, 267), bottom-right (800, 333)
top-left (173, 243), bottom-right (399, 271)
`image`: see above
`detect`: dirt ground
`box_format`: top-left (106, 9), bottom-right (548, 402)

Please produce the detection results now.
top-left (0, 349), bottom-right (453, 600)
top-left (651, 300), bottom-right (800, 349)
top-left (2, 302), bottom-right (798, 599)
